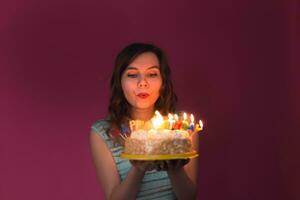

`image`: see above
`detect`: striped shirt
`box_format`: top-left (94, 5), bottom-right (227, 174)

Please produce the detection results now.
top-left (91, 119), bottom-right (177, 200)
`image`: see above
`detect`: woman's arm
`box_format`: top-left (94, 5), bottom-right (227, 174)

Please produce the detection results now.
top-left (166, 133), bottom-right (200, 200)
top-left (167, 164), bottom-right (198, 200)
top-left (90, 130), bottom-right (147, 200)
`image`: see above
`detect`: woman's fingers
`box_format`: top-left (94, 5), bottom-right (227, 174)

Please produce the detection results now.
top-left (164, 159), bottom-right (190, 171)
top-left (130, 160), bottom-right (158, 171)
top-left (130, 159), bottom-right (190, 172)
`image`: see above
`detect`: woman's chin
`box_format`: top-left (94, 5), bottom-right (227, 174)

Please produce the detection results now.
top-left (133, 103), bottom-right (154, 111)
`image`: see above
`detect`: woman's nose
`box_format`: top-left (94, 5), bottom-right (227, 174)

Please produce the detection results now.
top-left (138, 76), bottom-right (149, 88)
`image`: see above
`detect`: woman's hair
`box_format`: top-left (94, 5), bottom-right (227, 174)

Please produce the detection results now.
top-left (108, 43), bottom-right (177, 129)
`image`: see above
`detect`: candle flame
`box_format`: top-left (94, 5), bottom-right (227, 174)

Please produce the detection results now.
top-left (190, 114), bottom-right (194, 123)
top-left (183, 112), bottom-right (187, 120)
top-left (155, 110), bottom-right (162, 117)
top-left (168, 113), bottom-right (174, 129)
top-left (199, 120), bottom-right (203, 129)
top-left (152, 110), bottom-right (164, 129)
top-left (174, 114), bottom-right (179, 121)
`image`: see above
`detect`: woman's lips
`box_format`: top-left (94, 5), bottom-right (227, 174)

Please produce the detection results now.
top-left (137, 93), bottom-right (150, 99)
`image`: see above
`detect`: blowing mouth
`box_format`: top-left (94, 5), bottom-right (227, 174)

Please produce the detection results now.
top-left (137, 93), bottom-right (150, 98)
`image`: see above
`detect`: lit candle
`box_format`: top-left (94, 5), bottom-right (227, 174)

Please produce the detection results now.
top-left (181, 112), bottom-right (189, 130)
top-left (174, 114), bottom-right (179, 121)
top-left (188, 114), bottom-right (195, 131)
top-left (152, 110), bottom-right (164, 129)
top-left (199, 120), bottom-right (203, 130)
top-left (168, 113), bottom-right (174, 129)
top-left (155, 110), bottom-right (163, 119)
top-left (173, 114), bottom-right (181, 129)
top-left (195, 120), bottom-right (203, 132)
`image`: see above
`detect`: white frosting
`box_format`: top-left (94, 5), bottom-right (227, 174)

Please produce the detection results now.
top-left (130, 129), bottom-right (190, 140)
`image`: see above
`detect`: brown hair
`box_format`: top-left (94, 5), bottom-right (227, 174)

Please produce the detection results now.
top-left (108, 43), bottom-right (177, 130)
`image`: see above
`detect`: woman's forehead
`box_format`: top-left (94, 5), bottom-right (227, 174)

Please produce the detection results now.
top-left (129, 52), bottom-right (159, 66)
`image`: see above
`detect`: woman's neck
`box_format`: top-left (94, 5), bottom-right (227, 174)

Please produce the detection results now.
top-left (130, 107), bottom-right (154, 121)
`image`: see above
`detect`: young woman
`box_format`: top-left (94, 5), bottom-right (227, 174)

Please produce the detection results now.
top-left (90, 43), bottom-right (199, 200)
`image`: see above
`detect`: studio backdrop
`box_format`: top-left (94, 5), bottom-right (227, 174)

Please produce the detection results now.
top-left (1, 0), bottom-right (299, 200)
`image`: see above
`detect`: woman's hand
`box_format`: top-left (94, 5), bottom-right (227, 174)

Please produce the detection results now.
top-left (130, 160), bottom-right (157, 173)
top-left (155, 159), bottom-right (190, 172)
top-left (130, 159), bottom-right (190, 173)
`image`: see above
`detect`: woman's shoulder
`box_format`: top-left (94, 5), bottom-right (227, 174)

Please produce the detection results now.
top-left (91, 118), bottom-right (111, 134)
top-left (90, 118), bottom-right (115, 148)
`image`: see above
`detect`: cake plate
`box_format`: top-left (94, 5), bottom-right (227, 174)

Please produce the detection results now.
top-left (120, 151), bottom-right (198, 160)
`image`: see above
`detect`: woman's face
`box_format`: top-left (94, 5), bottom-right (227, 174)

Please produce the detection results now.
top-left (121, 52), bottom-right (162, 112)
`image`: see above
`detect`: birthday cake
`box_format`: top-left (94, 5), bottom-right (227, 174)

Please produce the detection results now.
top-left (124, 129), bottom-right (192, 155)
top-left (123, 111), bottom-right (203, 155)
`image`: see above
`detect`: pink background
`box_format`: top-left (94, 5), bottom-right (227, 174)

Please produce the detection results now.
top-left (1, 0), bottom-right (299, 199)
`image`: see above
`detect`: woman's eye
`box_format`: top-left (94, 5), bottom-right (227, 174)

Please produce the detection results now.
top-left (147, 73), bottom-right (158, 77)
top-left (127, 74), bottom-right (138, 78)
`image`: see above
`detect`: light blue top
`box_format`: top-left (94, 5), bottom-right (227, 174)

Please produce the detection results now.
top-left (91, 119), bottom-right (177, 200)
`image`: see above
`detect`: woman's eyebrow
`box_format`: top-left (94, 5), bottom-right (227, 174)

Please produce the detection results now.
top-left (126, 66), bottom-right (159, 70)
top-left (147, 66), bottom-right (160, 70)
top-left (126, 66), bottom-right (138, 70)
